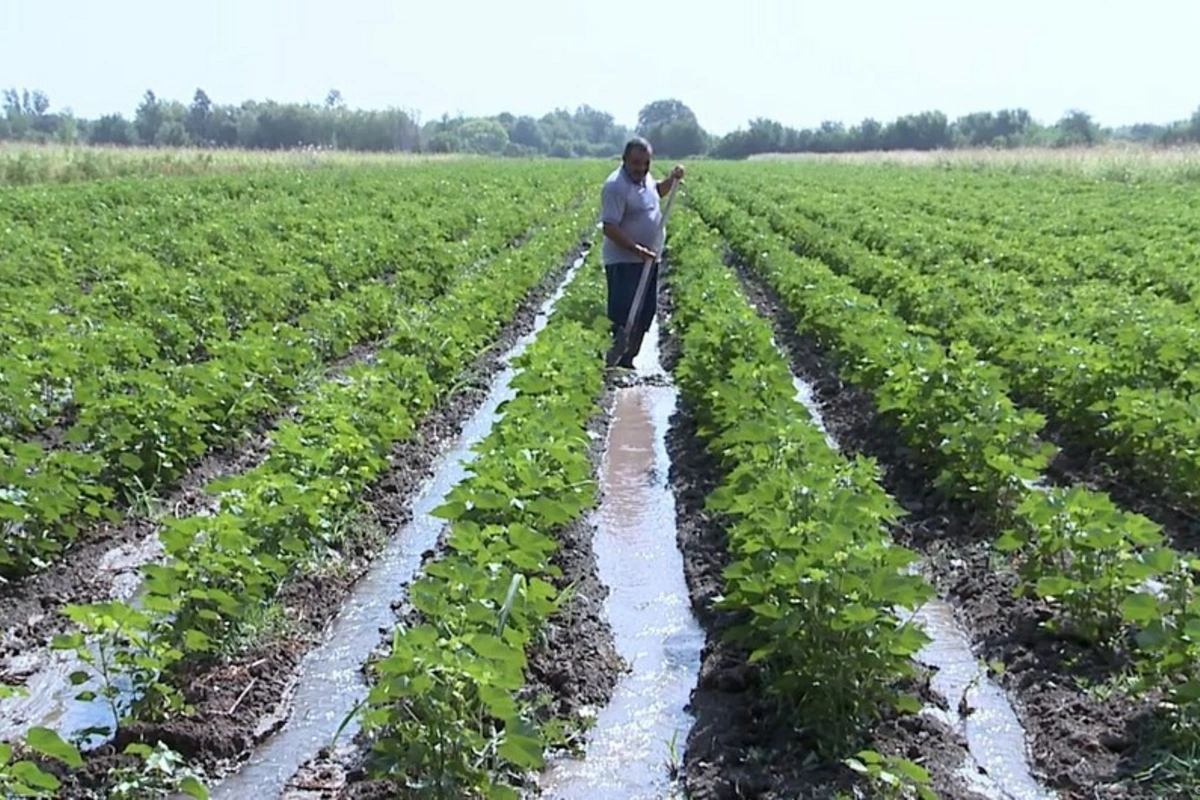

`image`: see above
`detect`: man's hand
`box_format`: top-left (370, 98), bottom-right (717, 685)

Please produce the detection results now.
top-left (670, 164), bottom-right (685, 181)
top-left (635, 244), bottom-right (658, 262)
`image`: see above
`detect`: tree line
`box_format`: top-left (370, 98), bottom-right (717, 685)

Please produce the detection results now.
top-left (3, 87), bottom-right (1199, 159)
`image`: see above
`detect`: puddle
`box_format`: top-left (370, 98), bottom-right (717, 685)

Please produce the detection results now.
top-left (539, 320), bottom-right (704, 800)
top-left (776, 345), bottom-right (1056, 800)
top-left (0, 550), bottom-right (158, 747)
top-left (209, 256), bottom-right (587, 799)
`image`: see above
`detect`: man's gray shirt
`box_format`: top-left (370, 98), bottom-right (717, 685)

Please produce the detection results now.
top-left (600, 166), bottom-right (662, 265)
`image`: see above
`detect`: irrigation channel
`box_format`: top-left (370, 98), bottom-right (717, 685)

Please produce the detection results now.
top-left (0, 246), bottom-right (1057, 800)
top-left (208, 255), bottom-right (592, 799)
top-left (539, 318), bottom-right (705, 799)
top-left (770, 313), bottom-right (1057, 800)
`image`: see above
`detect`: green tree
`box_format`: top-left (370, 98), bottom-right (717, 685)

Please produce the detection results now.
top-left (1055, 109), bottom-right (1100, 146)
top-left (458, 118), bottom-right (509, 154)
top-left (134, 90), bottom-right (164, 145)
top-left (636, 98), bottom-right (707, 158)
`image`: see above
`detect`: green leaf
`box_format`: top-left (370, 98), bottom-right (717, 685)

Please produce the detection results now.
top-left (1120, 592), bottom-right (1161, 625)
top-left (497, 718), bottom-right (544, 769)
top-left (893, 693), bottom-right (922, 714)
top-left (24, 726), bottom-right (83, 768)
top-left (1034, 575), bottom-right (1073, 599)
top-left (118, 452), bottom-right (144, 472)
top-left (179, 775), bottom-right (210, 799)
top-left (9, 759), bottom-right (62, 791)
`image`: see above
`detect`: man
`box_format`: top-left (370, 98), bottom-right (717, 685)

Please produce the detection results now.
top-left (600, 136), bottom-right (685, 368)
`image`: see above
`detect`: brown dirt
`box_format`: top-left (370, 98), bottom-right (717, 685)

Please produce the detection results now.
top-left (0, 431), bottom-right (274, 684)
top-left (723, 250), bottom-right (1164, 799)
top-left (279, 264), bottom-right (625, 799)
top-left (656, 273), bottom-right (989, 800)
top-left (0, 218), bottom-right (560, 683)
top-left (44, 242), bottom-right (594, 799)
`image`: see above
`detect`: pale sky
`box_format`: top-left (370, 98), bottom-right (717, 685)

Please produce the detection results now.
top-left (1, 0), bottom-right (1197, 135)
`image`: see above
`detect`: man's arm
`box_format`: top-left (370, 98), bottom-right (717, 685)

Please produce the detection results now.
top-left (602, 221), bottom-right (653, 258)
top-left (655, 164), bottom-right (686, 197)
top-left (655, 174), bottom-right (676, 198)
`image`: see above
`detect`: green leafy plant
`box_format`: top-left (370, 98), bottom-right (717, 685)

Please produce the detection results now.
top-left (666, 212), bottom-right (934, 758)
top-left (354, 243), bottom-right (609, 798)
top-left (0, 726), bottom-right (84, 798)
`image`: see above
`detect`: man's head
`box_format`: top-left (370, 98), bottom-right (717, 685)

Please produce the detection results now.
top-left (622, 136), bottom-right (652, 183)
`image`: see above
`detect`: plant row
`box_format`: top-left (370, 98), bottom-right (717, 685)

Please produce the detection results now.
top-left (717, 171), bottom-right (1200, 393)
top-left (350, 240), bottom-right (610, 798)
top-left (664, 208), bottom-right (937, 794)
top-left (0, 172), bottom-right (591, 578)
top-left (715, 163), bottom-right (1200, 303)
top-left (783, 180), bottom-right (1200, 392)
top-left (709, 176), bottom-right (1200, 517)
top-left (686, 187), bottom-right (1200, 725)
top-left (40, 207), bottom-right (598, 754)
top-left (0, 167), bottom-right (565, 434)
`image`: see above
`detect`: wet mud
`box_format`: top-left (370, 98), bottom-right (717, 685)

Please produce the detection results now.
top-left (38, 243), bottom-right (592, 799)
top-left (723, 249), bottom-right (1161, 798)
top-left (267, 253), bottom-right (626, 799)
top-left (656, 278), bottom-right (996, 800)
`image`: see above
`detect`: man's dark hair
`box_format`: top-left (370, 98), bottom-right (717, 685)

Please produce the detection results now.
top-left (623, 136), bottom-right (653, 160)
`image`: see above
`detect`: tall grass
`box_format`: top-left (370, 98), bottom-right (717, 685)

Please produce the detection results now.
top-left (749, 143), bottom-right (1200, 182)
top-left (0, 142), bottom-right (472, 186)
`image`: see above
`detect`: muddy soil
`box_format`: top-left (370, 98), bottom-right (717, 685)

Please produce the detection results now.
top-left (278, 266), bottom-right (626, 798)
top-left (723, 251), bottom-right (1164, 799)
top-left (44, 243), bottom-right (603, 799)
top-left (0, 432), bottom-right (275, 685)
top-left (0, 224), bottom-right (559, 687)
top-left (655, 275), bottom-right (990, 800)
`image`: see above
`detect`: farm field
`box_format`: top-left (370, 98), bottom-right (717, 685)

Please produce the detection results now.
top-left (1, 155), bottom-right (1198, 800)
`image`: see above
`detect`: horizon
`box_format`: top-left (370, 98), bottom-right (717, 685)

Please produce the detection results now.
top-left (2, 0), bottom-right (1198, 137)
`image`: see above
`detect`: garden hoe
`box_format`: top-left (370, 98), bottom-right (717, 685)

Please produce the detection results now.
top-left (606, 178), bottom-right (681, 369)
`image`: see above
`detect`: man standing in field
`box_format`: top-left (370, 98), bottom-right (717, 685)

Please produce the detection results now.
top-left (600, 136), bottom-right (685, 368)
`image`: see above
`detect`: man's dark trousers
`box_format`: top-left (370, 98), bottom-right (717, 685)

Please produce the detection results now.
top-left (605, 260), bottom-right (658, 366)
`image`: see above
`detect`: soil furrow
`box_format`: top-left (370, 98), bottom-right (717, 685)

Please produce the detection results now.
top-left (720, 248), bottom-right (1155, 799)
top-left (279, 290), bottom-right (624, 800)
top-left (45, 240), bottom-right (596, 798)
top-left (0, 220), bottom-right (562, 687)
top-left (656, 266), bottom-right (986, 800)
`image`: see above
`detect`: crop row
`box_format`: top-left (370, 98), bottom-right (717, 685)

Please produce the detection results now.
top-left (664, 208), bottom-right (937, 793)
top-left (41, 204), bottom-right (598, 759)
top-left (1, 167), bottom-right (566, 433)
top-left (350, 237), bottom-right (609, 797)
top-left (705, 175), bottom-right (1200, 517)
top-left (685, 186), bottom-right (1200, 725)
top-left (717, 170), bottom-right (1200, 391)
top-left (0, 169), bottom-right (595, 578)
top-left (743, 164), bottom-right (1200, 301)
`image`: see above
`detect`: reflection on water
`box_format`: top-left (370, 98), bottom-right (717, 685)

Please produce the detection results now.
top-left (212, 257), bottom-right (587, 800)
top-left (540, 321), bottom-right (704, 800)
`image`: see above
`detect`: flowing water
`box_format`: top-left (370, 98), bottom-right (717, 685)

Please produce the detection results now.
top-left (907, 601), bottom-right (1059, 800)
top-left (775, 344), bottom-right (1058, 800)
top-left (210, 258), bottom-right (586, 799)
top-left (0, 258), bottom-right (585, 779)
top-left (539, 320), bottom-right (704, 800)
